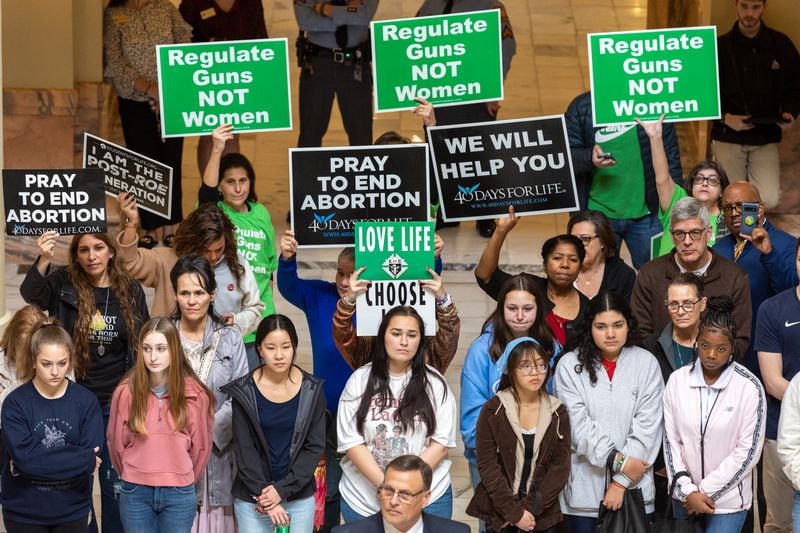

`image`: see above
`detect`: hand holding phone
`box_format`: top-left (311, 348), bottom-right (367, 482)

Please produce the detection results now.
top-left (739, 202), bottom-right (760, 236)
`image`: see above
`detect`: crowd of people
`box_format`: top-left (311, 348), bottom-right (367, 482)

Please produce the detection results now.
top-left (2, 0), bottom-right (800, 532)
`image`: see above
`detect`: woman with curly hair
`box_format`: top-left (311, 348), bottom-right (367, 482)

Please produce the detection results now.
top-left (117, 193), bottom-right (264, 338)
top-left (553, 292), bottom-right (664, 532)
top-left (337, 306), bottom-right (457, 523)
top-left (664, 296), bottom-right (766, 532)
top-left (20, 231), bottom-right (149, 532)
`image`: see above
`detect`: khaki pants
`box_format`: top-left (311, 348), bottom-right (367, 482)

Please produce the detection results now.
top-left (713, 141), bottom-right (782, 209)
top-left (763, 439), bottom-right (794, 532)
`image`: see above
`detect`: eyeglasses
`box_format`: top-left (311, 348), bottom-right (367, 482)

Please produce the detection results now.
top-left (377, 485), bottom-right (426, 504)
top-left (671, 229), bottom-right (706, 241)
top-left (576, 235), bottom-right (598, 245)
top-left (666, 299), bottom-right (702, 313)
top-left (721, 202), bottom-right (759, 214)
top-left (517, 362), bottom-right (549, 375)
top-left (692, 175), bottom-right (721, 187)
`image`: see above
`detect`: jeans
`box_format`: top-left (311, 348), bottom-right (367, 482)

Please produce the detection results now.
top-left (793, 491), bottom-right (800, 532)
top-left (235, 495), bottom-right (315, 533)
top-left (118, 482), bottom-right (197, 533)
top-left (340, 485), bottom-right (453, 523)
top-left (465, 447), bottom-right (486, 533)
top-left (609, 212), bottom-right (662, 270)
top-left (673, 500), bottom-right (747, 532)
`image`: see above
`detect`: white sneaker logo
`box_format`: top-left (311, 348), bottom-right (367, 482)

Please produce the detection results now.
top-left (785, 320), bottom-right (800, 328)
top-left (595, 124), bottom-right (636, 144)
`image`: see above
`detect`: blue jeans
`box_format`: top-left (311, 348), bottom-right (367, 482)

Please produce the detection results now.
top-left (609, 212), bottom-right (662, 269)
top-left (465, 447), bottom-right (486, 533)
top-left (673, 500), bottom-right (747, 532)
top-left (234, 495), bottom-right (315, 533)
top-left (118, 482), bottom-right (197, 533)
top-left (793, 491), bottom-right (800, 531)
top-left (341, 485), bottom-right (453, 523)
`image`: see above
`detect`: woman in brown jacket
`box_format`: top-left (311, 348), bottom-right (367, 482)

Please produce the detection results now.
top-left (467, 337), bottom-right (571, 532)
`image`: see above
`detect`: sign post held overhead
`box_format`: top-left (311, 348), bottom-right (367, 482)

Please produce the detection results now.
top-left (371, 9), bottom-right (503, 112)
top-left (156, 38), bottom-right (292, 137)
top-left (588, 26), bottom-right (720, 126)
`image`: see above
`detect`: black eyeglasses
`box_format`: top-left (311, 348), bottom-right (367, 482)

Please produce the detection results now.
top-left (671, 229), bottom-right (706, 241)
top-left (692, 175), bottom-right (721, 186)
top-left (377, 485), bottom-right (426, 504)
top-left (721, 202), bottom-right (758, 214)
top-left (666, 299), bottom-right (702, 313)
top-left (576, 235), bottom-right (598, 245)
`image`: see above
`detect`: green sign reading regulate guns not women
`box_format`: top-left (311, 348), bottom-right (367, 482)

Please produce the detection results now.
top-left (371, 10), bottom-right (503, 112)
top-left (588, 26), bottom-right (720, 126)
top-left (156, 38), bottom-right (292, 137)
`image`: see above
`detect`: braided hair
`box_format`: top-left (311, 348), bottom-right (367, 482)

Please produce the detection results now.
top-left (691, 295), bottom-right (738, 372)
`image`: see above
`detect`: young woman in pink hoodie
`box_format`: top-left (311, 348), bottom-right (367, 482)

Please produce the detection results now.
top-left (108, 318), bottom-right (215, 532)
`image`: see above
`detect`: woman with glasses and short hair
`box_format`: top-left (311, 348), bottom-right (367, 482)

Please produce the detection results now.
top-left (640, 117), bottom-right (731, 258)
top-left (568, 211), bottom-right (636, 301)
top-left (467, 337), bottom-right (571, 533)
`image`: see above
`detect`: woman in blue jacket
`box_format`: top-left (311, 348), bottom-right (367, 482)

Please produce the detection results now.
top-left (460, 274), bottom-right (557, 513)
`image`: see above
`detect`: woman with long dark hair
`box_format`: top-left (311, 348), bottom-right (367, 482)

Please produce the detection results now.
top-left (460, 274), bottom-right (558, 518)
top-left (553, 292), bottom-right (664, 532)
top-left (1, 321), bottom-right (104, 533)
top-left (108, 318), bottom-right (215, 533)
top-left (170, 256), bottom-right (249, 532)
top-left (103, 0), bottom-right (191, 247)
top-left (337, 306), bottom-right (457, 522)
top-left (222, 314), bottom-right (325, 532)
top-left (663, 296), bottom-right (765, 532)
top-left (467, 337), bottom-right (572, 532)
top-left (20, 231), bottom-right (148, 532)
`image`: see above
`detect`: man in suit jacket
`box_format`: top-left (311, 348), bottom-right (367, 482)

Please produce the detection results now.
top-left (332, 455), bottom-right (470, 533)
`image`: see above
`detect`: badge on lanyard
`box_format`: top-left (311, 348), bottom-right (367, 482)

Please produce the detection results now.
top-left (200, 7), bottom-right (216, 19)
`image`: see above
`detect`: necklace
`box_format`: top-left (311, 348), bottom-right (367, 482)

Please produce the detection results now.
top-left (90, 287), bottom-right (111, 356)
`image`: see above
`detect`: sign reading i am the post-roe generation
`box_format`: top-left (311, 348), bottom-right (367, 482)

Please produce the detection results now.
top-left (83, 133), bottom-right (173, 220)
top-left (371, 9), bottom-right (503, 112)
top-left (290, 144), bottom-right (430, 248)
top-left (428, 116), bottom-right (579, 222)
top-left (156, 38), bottom-right (292, 137)
top-left (588, 26), bottom-right (720, 126)
top-left (3, 169), bottom-right (107, 236)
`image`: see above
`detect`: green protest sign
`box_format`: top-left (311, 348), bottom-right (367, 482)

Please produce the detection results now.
top-left (371, 10), bottom-right (503, 112)
top-left (588, 27), bottom-right (720, 126)
top-left (156, 38), bottom-right (292, 137)
top-left (355, 221), bottom-right (435, 281)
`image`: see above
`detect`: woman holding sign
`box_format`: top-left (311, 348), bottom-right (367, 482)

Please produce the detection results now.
top-left (199, 124), bottom-right (278, 371)
top-left (103, 0), bottom-right (192, 248)
top-left (336, 306), bottom-right (458, 522)
top-left (20, 231), bottom-right (149, 533)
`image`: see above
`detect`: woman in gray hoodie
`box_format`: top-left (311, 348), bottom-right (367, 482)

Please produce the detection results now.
top-left (553, 292), bottom-right (664, 533)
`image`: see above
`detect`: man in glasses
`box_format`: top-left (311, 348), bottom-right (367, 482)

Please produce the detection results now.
top-left (632, 196), bottom-right (752, 356)
top-left (333, 455), bottom-right (469, 533)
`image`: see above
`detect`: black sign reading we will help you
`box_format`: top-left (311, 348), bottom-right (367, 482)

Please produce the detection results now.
top-left (3, 169), bottom-right (107, 236)
top-left (427, 115), bottom-right (580, 221)
top-left (289, 144), bottom-right (430, 247)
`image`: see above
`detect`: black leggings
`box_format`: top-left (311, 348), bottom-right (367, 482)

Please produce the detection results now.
top-left (4, 516), bottom-right (89, 533)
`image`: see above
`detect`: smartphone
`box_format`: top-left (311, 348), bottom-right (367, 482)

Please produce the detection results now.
top-left (740, 202), bottom-right (759, 236)
top-left (600, 152), bottom-right (615, 160)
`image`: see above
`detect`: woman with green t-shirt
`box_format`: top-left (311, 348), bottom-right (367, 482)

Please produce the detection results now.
top-left (200, 124), bottom-right (277, 371)
top-left (640, 117), bottom-right (730, 259)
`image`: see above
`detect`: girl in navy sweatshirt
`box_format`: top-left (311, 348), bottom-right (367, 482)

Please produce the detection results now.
top-left (1, 320), bottom-right (104, 532)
